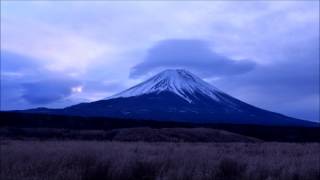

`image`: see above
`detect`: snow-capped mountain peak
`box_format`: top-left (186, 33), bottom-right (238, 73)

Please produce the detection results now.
top-left (106, 69), bottom-right (222, 103)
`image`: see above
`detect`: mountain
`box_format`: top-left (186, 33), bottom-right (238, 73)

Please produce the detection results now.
top-left (24, 69), bottom-right (316, 126)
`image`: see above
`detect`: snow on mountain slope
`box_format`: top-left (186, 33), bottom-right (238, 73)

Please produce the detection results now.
top-left (106, 69), bottom-right (223, 103)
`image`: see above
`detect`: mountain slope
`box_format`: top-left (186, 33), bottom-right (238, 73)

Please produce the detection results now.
top-left (24, 69), bottom-right (317, 126)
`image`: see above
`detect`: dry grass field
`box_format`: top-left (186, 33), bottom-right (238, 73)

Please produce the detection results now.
top-left (1, 140), bottom-right (319, 180)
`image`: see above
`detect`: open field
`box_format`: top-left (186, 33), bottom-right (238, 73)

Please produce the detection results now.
top-left (1, 140), bottom-right (319, 180)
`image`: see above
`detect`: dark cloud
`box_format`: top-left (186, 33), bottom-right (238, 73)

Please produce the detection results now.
top-left (21, 79), bottom-right (79, 104)
top-left (130, 39), bottom-right (256, 78)
top-left (0, 78), bottom-right (27, 110)
top-left (1, 51), bottom-right (121, 108)
top-left (1, 51), bottom-right (81, 107)
top-left (1, 51), bottom-right (43, 72)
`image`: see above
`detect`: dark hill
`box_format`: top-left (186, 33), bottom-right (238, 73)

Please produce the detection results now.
top-left (1, 112), bottom-right (319, 142)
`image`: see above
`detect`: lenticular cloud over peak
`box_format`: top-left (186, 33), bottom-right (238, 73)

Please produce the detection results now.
top-left (130, 39), bottom-right (256, 79)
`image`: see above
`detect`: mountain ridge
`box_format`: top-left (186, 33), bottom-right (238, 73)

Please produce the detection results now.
top-left (18, 69), bottom-right (318, 126)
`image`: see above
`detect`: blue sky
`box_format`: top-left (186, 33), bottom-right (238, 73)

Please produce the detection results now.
top-left (1, 1), bottom-right (319, 122)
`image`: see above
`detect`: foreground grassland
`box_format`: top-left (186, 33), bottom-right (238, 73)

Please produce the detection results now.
top-left (1, 141), bottom-right (319, 180)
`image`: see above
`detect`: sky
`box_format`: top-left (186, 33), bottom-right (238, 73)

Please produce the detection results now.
top-left (1, 1), bottom-right (319, 122)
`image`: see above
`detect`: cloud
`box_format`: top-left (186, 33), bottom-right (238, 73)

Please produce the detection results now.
top-left (130, 39), bottom-right (256, 78)
top-left (1, 51), bottom-right (41, 72)
top-left (0, 50), bottom-right (123, 108)
top-left (2, 18), bottom-right (114, 75)
top-left (21, 79), bottom-right (80, 104)
top-left (1, 51), bottom-right (82, 107)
